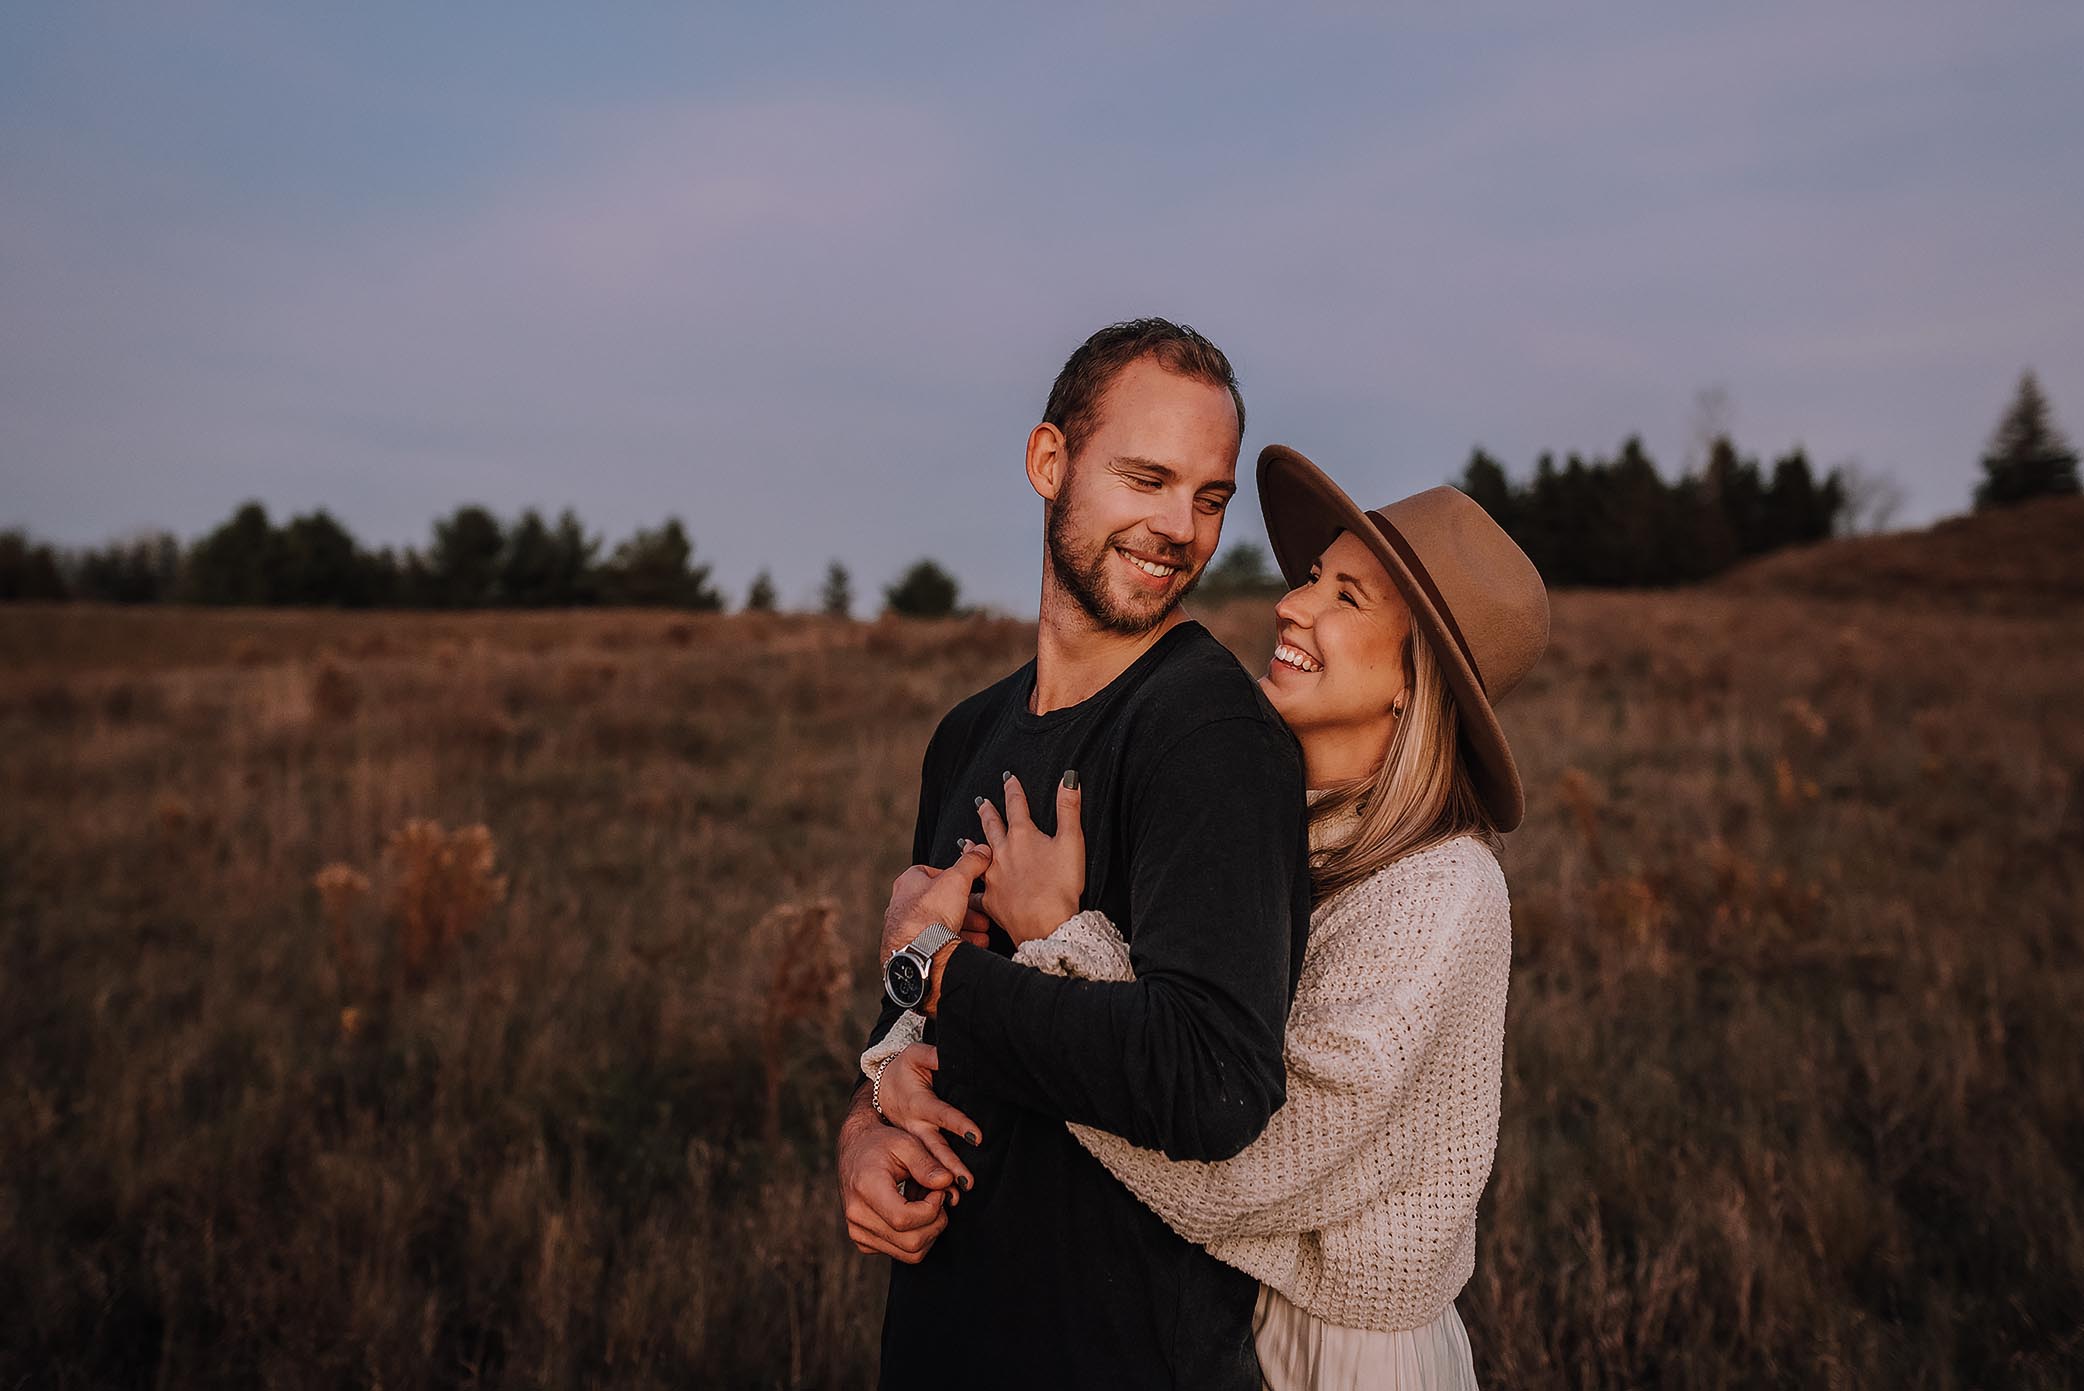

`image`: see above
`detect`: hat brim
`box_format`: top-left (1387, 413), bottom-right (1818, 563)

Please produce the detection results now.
top-left (1255, 444), bottom-right (1527, 832)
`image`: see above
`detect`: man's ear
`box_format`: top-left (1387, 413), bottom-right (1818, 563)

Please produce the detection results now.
top-left (1026, 422), bottom-right (1070, 504)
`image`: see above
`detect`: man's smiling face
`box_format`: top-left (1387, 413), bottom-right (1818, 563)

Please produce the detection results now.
top-left (1045, 356), bottom-right (1241, 635)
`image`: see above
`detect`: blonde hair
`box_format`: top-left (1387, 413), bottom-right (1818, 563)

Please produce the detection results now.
top-left (1306, 622), bottom-right (1500, 905)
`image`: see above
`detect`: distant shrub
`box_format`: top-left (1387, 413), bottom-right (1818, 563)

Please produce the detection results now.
top-left (883, 559), bottom-right (959, 618)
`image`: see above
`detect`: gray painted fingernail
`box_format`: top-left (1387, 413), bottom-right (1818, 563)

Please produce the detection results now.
top-left (973, 796), bottom-right (986, 809)
top-left (1062, 770), bottom-right (1079, 790)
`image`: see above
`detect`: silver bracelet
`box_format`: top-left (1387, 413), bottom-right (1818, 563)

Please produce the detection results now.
top-left (870, 1055), bottom-right (895, 1118)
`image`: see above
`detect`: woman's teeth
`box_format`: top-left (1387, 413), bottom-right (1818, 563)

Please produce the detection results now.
top-left (1121, 550), bottom-right (1178, 578)
top-left (1274, 644), bottom-right (1322, 673)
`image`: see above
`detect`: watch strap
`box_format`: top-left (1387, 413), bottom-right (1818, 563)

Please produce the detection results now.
top-left (906, 921), bottom-right (959, 960)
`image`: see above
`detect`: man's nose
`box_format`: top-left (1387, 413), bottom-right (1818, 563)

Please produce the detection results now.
top-left (1148, 489), bottom-right (1195, 544)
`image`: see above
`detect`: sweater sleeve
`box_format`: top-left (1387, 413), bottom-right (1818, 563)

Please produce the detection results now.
top-left (1023, 857), bottom-right (1508, 1243)
top-left (857, 714), bottom-right (957, 1068)
top-left (932, 716), bottom-right (1304, 1162)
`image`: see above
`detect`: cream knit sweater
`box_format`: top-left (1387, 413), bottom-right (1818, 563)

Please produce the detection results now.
top-left (864, 807), bottom-right (1512, 1333)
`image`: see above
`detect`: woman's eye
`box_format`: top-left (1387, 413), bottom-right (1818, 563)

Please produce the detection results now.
top-left (1339, 592), bottom-right (1357, 606)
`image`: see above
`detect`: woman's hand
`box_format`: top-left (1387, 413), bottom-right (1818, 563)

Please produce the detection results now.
top-left (974, 771), bottom-right (1086, 946)
top-left (875, 1043), bottom-right (982, 1195)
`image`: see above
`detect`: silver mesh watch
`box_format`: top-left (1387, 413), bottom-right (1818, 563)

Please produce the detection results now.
top-left (883, 922), bottom-right (959, 1010)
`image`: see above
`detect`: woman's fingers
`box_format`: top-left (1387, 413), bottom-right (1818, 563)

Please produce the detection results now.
top-left (974, 795), bottom-right (1008, 854)
top-left (1001, 771), bottom-right (1032, 828)
top-left (906, 1121), bottom-right (974, 1192)
top-left (932, 1098), bottom-right (983, 1148)
top-left (1056, 769), bottom-right (1085, 855)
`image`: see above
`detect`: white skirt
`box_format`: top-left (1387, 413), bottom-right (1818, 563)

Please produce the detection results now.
top-left (1252, 1284), bottom-right (1478, 1391)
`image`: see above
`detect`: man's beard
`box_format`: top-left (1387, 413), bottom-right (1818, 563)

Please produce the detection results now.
top-left (1045, 496), bottom-right (1201, 636)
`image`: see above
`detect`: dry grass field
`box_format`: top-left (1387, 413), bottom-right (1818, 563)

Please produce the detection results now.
top-left (4, 515), bottom-right (2082, 1387)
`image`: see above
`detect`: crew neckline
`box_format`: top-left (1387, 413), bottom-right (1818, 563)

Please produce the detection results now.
top-left (1012, 620), bottom-right (1205, 730)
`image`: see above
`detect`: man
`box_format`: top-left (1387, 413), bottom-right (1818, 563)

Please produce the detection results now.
top-left (835, 319), bottom-right (1312, 1388)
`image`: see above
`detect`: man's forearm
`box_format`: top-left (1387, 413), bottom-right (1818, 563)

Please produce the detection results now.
top-left (840, 1077), bottom-right (880, 1144)
top-left (931, 943), bottom-right (1286, 1162)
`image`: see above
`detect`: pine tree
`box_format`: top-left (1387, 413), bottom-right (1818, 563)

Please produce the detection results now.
top-left (1974, 371), bottom-right (2080, 510)
top-left (599, 518), bottom-right (723, 609)
top-left (278, 510), bottom-right (368, 605)
top-left (746, 570), bottom-right (778, 612)
top-left (0, 530), bottom-right (68, 600)
top-left (429, 505), bottom-right (506, 607)
top-left (185, 502), bottom-right (283, 604)
top-left (820, 561), bottom-right (853, 619)
top-left (884, 559), bottom-right (959, 618)
top-left (1456, 448), bottom-right (1516, 530)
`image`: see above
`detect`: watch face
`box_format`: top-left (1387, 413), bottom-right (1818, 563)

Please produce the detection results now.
top-left (886, 953), bottom-right (925, 1008)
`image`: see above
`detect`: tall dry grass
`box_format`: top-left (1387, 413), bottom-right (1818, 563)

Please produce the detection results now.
top-left (2, 593), bottom-right (2081, 1388)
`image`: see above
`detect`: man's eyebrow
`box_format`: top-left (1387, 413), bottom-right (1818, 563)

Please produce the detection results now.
top-left (1111, 456), bottom-right (1237, 497)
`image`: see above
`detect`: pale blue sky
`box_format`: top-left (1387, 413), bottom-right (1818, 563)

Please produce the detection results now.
top-left (5, 3), bottom-right (2081, 611)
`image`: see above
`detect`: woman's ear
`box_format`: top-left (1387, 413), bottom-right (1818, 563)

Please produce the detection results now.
top-left (1026, 422), bottom-right (1070, 503)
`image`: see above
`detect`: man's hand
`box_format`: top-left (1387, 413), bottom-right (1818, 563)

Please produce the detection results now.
top-left (881, 842), bottom-right (993, 1013)
top-left (838, 1088), bottom-right (959, 1264)
top-left (899, 865), bottom-right (997, 950)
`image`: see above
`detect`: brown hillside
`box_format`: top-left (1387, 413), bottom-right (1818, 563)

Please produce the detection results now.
top-left (1717, 493), bottom-right (2084, 610)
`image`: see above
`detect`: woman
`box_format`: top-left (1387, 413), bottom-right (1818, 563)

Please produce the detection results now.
top-left (867, 445), bottom-right (1549, 1390)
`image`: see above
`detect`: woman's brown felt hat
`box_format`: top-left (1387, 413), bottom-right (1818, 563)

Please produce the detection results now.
top-left (1257, 444), bottom-right (1551, 832)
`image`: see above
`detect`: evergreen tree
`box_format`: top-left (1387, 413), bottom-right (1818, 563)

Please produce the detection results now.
top-left (884, 559), bottom-right (960, 617)
top-left (1590, 436), bottom-right (1667, 584)
top-left (1704, 438), bottom-right (1773, 557)
top-left (497, 509), bottom-right (569, 606)
top-left (0, 530), bottom-right (68, 600)
top-left (428, 505), bottom-right (505, 607)
top-left (363, 546), bottom-right (407, 606)
top-left (278, 510), bottom-right (368, 605)
top-left (600, 517), bottom-right (723, 609)
top-left (1763, 450), bottom-right (1845, 548)
top-left (1456, 448), bottom-right (1516, 531)
top-left (548, 509), bottom-right (601, 605)
top-left (185, 502), bottom-right (283, 604)
top-left (74, 531), bottom-right (182, 603)
top-left (820, 560), bottom-right (853, 619)
top-left (1974, 371), bottom-right (2080, 510)
top-left (745, 569), bottom-right (778, 612)
top-left (394, 549), bottom-right (442, 608)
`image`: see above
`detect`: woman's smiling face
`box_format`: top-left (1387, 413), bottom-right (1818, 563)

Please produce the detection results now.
top-left (1261, 530), bottom-right (1414, 754)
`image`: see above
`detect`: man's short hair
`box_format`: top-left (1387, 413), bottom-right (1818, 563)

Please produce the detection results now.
top-left (1043, 318), bottom-right (1245, 462)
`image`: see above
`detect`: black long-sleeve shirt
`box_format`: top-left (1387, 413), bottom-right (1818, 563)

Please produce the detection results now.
top-left (869, 619), bottom-right (1310, 1389)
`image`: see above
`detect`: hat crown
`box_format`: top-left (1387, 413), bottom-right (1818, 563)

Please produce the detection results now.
top-left (1366, 487), bottom-right (1549, 702)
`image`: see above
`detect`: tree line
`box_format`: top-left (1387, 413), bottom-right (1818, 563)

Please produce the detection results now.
top-left (1453, 435), bottom-right (1846, 587)
top-left (5, 372), bottom-right (2073, 606)
top-left (1456, 369), bottom-right (2075, 587)
top-left (0, 501), bottom-right (972, 618)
